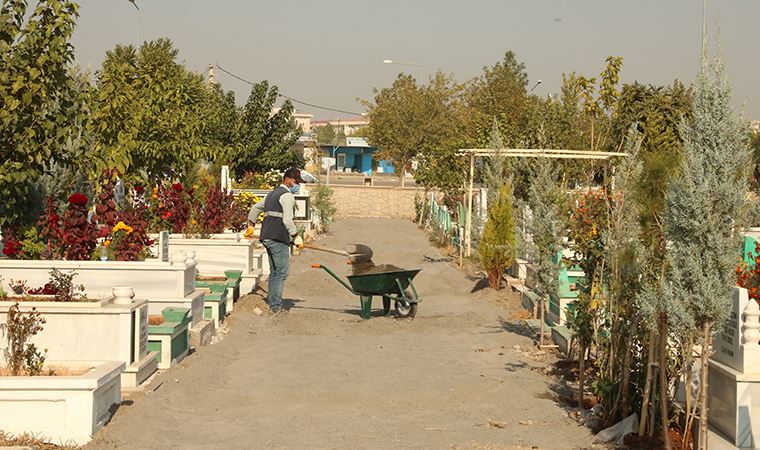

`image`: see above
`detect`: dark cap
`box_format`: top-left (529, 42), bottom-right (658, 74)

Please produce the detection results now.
top-left (284, 167), bottom-right (304, 184)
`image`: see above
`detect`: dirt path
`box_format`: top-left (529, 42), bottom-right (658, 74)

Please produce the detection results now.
top-left (86, 218), bottom-right (595, 450)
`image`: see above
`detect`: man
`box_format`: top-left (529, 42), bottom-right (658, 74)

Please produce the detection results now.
top-left (248, 168), bottom-right (304, 315)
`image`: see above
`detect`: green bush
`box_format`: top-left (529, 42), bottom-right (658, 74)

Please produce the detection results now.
top-left (478, 183), bottom-right (516, 289)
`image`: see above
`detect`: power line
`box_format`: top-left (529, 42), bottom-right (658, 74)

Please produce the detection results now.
top-left (214, 64), bottom-right (365, 117)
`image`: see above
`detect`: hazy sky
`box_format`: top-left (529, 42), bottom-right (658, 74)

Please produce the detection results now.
top-left (70, 0), bottom-right (760, 119)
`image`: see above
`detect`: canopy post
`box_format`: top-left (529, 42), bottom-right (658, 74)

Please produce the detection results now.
top-left (466, 153), bottom-right (475, 257)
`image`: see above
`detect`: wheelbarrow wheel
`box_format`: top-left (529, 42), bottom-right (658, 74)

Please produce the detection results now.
top-left (395, 300), bottom-right (417, 318)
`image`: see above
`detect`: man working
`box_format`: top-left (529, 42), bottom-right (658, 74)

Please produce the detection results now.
top-left (248, 168), bottom-right (304, 315)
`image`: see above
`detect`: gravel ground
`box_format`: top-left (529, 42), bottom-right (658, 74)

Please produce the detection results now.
top-left (85, 218), bottom-right (597, 450)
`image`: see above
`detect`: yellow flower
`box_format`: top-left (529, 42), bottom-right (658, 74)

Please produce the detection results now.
top-left (104, 240), bottom-right (111, 247)
top-left (113, 221), bottom-right (134, 234)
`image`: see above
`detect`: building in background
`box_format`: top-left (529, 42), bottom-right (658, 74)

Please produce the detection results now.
top-left (312, 116), bottom-right (369, 136)
top-left (318, 137), bottom-right (393, 176)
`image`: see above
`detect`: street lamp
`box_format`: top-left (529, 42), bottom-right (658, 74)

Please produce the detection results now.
top-left (382, 59), bottom-right (425, 85)
top-left (530, 80), bottom-right (542, 93)
top-left (382, 59), bottom-right (423, 68)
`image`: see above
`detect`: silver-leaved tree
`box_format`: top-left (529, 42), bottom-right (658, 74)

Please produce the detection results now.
top-left (663, 45), bottom-right (751, 449)
top-left (528, 159), bottom-right (563, 346)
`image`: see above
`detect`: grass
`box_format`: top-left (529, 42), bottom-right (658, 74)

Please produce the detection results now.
top-left (0, 430), bottom-right (80, 449)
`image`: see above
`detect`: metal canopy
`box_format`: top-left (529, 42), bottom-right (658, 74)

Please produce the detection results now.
top-left (459, 148), bottom-right (629, 262)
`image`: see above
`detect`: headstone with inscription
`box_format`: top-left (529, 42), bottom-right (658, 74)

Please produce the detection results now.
top-left (709, 287), bottom-right (760, 449)
top-left (714, 287), bottom-right (750, 371)
top-left (159, 230), bottom-right (170, 262)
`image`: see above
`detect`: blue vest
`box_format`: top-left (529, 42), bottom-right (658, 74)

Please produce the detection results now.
top-left (260, 187), bottom-right (291, 244)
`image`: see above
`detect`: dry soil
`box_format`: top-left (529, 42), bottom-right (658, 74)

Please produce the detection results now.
top-left (85, 218), bottom-right (597, 450)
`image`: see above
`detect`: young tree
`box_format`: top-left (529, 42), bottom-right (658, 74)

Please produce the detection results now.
top-left (478, 182), bottom-right (516, 290)
top-left (528, 159), bottom-right (563, 345)
top-left (664, 47), bottom-right (751, 449)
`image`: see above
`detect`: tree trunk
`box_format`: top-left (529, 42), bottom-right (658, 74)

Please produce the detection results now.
top-left (400, 159), bottom-right (406, 188)
top-left (659, 313), bottom-right (671, 449)
top-left (578, 345), bottom-right (585, 407)
top-left (639, 329), bottom-right (656, 436)
top-left (698, 322), bottom-right (712, 450)
top-left (621, 332), bottom-right (633, 417)
top-left (540, 296), bottom-right (546, 346)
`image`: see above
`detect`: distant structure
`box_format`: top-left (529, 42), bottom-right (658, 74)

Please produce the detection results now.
top-left (269, 108), bottom-right (314, 133)
top-left (311, 116), bottom-right (369, 136)
top-left (751, 120), bottom-right (760, 134)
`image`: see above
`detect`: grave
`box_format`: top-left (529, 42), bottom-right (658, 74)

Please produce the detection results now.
top-left (709, 287), bottom-right (760, 449)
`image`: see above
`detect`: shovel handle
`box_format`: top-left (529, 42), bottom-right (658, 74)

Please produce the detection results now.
top-left (303, 243), bottom-right (350, 257)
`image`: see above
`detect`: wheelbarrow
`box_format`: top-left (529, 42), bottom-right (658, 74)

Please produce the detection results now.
top-left (311, 264), bottom-right (422, 319)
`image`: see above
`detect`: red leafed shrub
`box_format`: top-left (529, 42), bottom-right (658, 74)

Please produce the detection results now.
top-left (199, 182), bottom-right (234, 234)
top-left (157, 183), bottom-right (191, 233)
top-left (62, 193), bottom-right (98, 260)
top-left (28, 283), bottom-right (58, 295)
top-left (95, 169), bottom-right (120, 232)
top-left (1, 229), bottom-right (22, 258)
top-left (38, 197), bottom-right (63, 259)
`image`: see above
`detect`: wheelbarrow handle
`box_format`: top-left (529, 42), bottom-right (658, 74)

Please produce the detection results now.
top-left (311, 264), bottom-right (356, 295)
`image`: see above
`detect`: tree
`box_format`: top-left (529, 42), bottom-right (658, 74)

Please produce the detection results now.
top-left (664, 47), bottom-right (751, 449)
top-left (465, 51), bottom-right (530, 147)
top-left (315, 124), bottom-right (345, 146)
top-left (364, 72), bottom-right (467, 192)
top-left (0, 0), bottom-right (84, 226)
top-left (93, 39), bottom-right (210, 182)
top-left (236, 80), bottom-right (300, 177)
top-left (528, 159), bottom-right (564, 345)
top-left (478, 182), bottom-right (516, 290)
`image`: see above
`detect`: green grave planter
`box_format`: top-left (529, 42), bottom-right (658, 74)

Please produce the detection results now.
top-left (148, 307), bottom-right (191, 370)
top-left (225, 270), bottom-right (243, 301)
top-left (202, 289), bottom-right (227, 329)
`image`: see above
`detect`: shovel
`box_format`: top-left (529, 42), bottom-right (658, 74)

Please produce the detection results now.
top-left (244, 228), bottom-right (373, 264)
top-left (304, 243), bottom-right (373, 264)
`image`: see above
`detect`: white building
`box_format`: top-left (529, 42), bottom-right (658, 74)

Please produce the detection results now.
top-left (312, 117), bottom-right (369, 136)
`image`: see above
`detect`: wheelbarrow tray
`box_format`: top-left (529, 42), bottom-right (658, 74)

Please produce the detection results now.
top-left (347, 269), bottom-right (421, 296)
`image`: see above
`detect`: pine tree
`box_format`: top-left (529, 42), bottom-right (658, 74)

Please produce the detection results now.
top-left (663, 47), bottom-right (751, 449)
top-left (528, 159), bottom-right (563, 344)
top-left (478, 182), bottom-right (516, 290)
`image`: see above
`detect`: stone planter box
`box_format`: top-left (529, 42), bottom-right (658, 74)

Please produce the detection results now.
top-left (0, 360), bottom-right (124, 445)
top-left (152, 236), bottom-right (266, 294)
top-left (0, 254), bottom-right (205, 327)
top-left (0, 292), bottom-right (157, 390)
top-left (148, 308), bottom-right (191, 370)
top-left (199, 286), bottom-right (227, 329)
top-left (196, 270), bottom-right (242, 313)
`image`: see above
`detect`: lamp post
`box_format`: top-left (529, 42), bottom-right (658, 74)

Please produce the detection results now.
top-left (530, 79), bottom-right (542, 93)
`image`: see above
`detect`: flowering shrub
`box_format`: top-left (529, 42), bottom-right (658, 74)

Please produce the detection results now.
top-left (233, 170), bottom-right (282, 190)
top-left (737, 241), bottom-right (760, 303)
top-left (62, 193), bottom-right (98, 260)
top-left (236, 193), bottom-right (263, 225)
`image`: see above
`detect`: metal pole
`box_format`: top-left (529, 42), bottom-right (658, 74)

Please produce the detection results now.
top-left (466, 153), bottom-right (475, 257)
